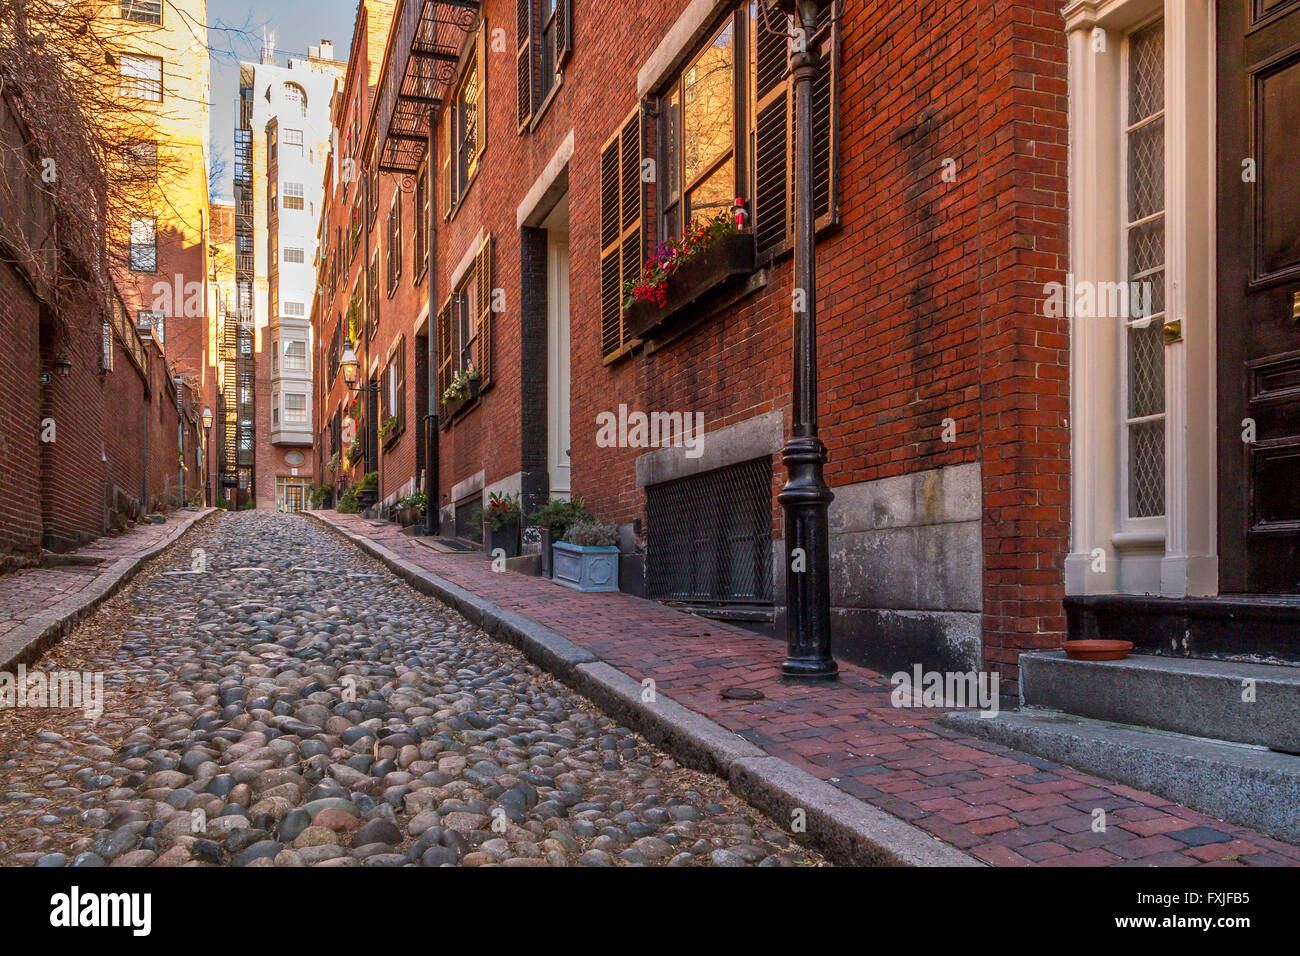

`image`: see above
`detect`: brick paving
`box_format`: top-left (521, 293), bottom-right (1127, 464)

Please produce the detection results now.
top-left (0, 514), bottom-right (205, 645)
top-left (318, 511), bottom-right (1300, 867)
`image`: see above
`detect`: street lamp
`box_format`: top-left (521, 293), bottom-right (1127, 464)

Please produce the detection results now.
top-left (763, 0), bottom-right (839, 681)
top-left (339, 341), bottom-right (381, 510)
top-left (201, 406), bottom-right (214, 507)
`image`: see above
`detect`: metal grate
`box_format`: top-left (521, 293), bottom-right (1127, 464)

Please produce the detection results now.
top-left (455, 498), bottom-right (482, 543)
top-left (646, 457), bottom-right (773, 604)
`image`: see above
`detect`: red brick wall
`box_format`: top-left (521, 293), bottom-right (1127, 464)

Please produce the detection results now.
top-left (38, 297), bottom-right (110, 550)
top-left (0, 264), bottom-right (45, 554)
top-left (323, 0), bottom-right (1071, 676)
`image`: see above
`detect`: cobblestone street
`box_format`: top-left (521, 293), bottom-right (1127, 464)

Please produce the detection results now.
top-left (0, 512), bottom-right (823, 868)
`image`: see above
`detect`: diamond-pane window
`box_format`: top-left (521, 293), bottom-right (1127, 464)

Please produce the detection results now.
top-left (1123, 20), bottom-right (1166, 520)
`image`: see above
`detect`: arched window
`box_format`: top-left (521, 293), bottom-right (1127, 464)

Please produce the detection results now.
top-left (283, 83), bottom-right (307, 117)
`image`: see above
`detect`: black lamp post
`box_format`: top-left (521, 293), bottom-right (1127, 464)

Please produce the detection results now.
top-left (201, 406), bottom-right (214, 506)
top-left (339, 342), bottom-right (381, 508)
top-left (764, 0), bottom-right (838, 681)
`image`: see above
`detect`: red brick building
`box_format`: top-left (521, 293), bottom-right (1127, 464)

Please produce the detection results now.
top-left (309, 0), bottom-right (1072, 683)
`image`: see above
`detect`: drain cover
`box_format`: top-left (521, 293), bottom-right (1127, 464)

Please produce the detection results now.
top-left (720, 687), bottom-right (765, 701)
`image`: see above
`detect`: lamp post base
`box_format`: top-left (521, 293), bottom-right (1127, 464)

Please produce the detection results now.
top-left (778, 435), bottom-right (839, 682)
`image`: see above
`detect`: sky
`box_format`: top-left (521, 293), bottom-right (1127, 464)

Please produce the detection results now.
top-left (207, 0), bottom-right (357, 200)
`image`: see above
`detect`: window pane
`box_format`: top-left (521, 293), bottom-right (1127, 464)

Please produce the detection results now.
top-left (120, 55), bottom-right (163, 102)
top-left (688, 156), bottom-right (734, 222)
top-left (663, 89), bottom-right (681, 205)
top-left (683, 18), bottom-right (734, 188)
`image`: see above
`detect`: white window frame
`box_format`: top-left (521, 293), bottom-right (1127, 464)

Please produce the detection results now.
top-left (1118, 17), bottom-right (1168, 535)
top-left (120, 54), bottom-right (163, 102)
top-left (284, 393), bottom-right (308, 425)
top-left (1063, 0), bottom-right (1218, 599)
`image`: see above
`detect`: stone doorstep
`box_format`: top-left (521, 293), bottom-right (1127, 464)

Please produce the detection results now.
top-left (0, 510), bottom-right (216, 675)
top-left (1021, 651), bottom-right (1300, 753)
top-left (307, 511), bottom-right (980, 868)
top-left (941, 709), bottom-right (1300, 846)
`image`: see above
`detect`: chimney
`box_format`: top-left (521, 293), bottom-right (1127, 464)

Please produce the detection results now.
top-left (319, 40), bottom-right (333, 60)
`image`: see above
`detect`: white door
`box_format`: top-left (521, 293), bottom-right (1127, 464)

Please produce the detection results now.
top-left (547, 234), bottom-right (572, 495)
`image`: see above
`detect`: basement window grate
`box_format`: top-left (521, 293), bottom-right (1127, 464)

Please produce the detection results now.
top-left (455, 497), bottom-right (482, 543)
top-left (646, 456), bottom-right (774, 604)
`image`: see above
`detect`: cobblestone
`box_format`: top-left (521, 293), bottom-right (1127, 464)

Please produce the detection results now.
top-left (0, 512), bottom-right (824, 868)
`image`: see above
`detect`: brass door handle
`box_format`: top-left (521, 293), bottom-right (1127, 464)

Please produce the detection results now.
top-left (1162, 319), bottom-right (1183, 345)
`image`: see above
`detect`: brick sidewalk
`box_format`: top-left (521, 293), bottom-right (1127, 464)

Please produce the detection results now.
top-left (0, 510), bottom-right (212, 668)
top-left (317, 511), bottom-right (1299, 867)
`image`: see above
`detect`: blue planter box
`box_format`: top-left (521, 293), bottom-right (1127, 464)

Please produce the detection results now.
top-left (552, 541), bottom-right (620, 593)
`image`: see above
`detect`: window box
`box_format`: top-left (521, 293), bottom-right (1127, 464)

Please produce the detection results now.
top-left (552, 541), bottom-right (620, 593)
top-left (440, 375), bottom-right (480, 424)
top-left (623, 232), bottom-right (755, 342)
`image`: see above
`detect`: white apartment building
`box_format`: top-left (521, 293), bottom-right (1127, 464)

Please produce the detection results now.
top-left (234, 41), bottom-right (344, 510)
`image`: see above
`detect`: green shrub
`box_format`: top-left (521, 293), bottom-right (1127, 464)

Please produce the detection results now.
top-left (359, 471), bottom-right (379, 491)
top-left (337, 486), bottom-right (361, 514)
top-left (562, 520), bottom-right (618, 548)
top-left (529, 494), bottom-right (591, 532)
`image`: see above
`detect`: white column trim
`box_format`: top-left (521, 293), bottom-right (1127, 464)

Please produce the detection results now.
top-left (1063, 0), bottom-right (1218, 598)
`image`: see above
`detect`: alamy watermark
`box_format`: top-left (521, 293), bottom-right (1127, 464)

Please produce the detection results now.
top-left (0, 665), bottom-right (104, 720)
top-left (595, 404), bottom-right (705, 459)
top-left (890, 665), bottom-right (1000, 718)
top-left (1043, 275), bottom-right (1154, 323)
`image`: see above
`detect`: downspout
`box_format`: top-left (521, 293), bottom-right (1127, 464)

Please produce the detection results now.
top-left (423, 104), bottom-right (440, 536)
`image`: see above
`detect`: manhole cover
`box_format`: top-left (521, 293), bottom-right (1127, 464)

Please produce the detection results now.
top-left (720, 687), bottom-right (765, 701)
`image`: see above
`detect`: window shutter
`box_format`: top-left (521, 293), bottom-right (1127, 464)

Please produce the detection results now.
top-left (475, 235), bottom-right (493, 384)
top-left (394, 193), bottom-right (403, 283)
top-left (599, 110), bottom-right (643, 358)
top-left (753, 16), bottom-right (790, 257)
top-left (516, 0), bottom-right (533, 131)
top-left (753, 2), bottom-right (840, 258)
top-left (436, 299), bottom-right (453, 408)
top-left (441, 108), bottom-right (453, 218)
top-left (809, 2), bottom-right (839, 226)
top-left (556, 0), bottom-right (573, 69)
top-left (475, 26), bottom-right (487, 166)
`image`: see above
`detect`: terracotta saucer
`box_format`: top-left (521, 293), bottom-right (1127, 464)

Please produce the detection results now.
top-left (1062, 639), bottom-right (1134, 661)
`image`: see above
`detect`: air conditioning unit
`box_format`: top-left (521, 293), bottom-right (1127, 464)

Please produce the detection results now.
top-left (136, 315), bottom-right (154, 339)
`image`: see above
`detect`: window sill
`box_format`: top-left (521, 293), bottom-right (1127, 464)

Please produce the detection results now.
top-left (528, 72), bottom-right (564, 134)
top-left (445, 161), bottom-right (484, 223)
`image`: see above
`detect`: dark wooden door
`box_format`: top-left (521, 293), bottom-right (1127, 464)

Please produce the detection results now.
top-left (1218, 0), bottom-right (1300, 593)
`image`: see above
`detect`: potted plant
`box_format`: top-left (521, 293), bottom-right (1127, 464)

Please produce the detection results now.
top-left (473, 491), bottom-right (521, 558)
top-left (395, 492), bottom-right (427, 527)
top-left (622, 209), bottom-right (755, 342)
top-left (529, 494), bottom-right (592, 579)
top-left (553, 520), bottom-right (620, 593)
top-left (379, 415), bottom-right (398, 444)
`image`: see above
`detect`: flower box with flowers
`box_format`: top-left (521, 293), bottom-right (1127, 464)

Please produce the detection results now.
top-left (439, 366), bottom-right (481, 423)
top-left (622, 209), bottom-right (756, 342)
